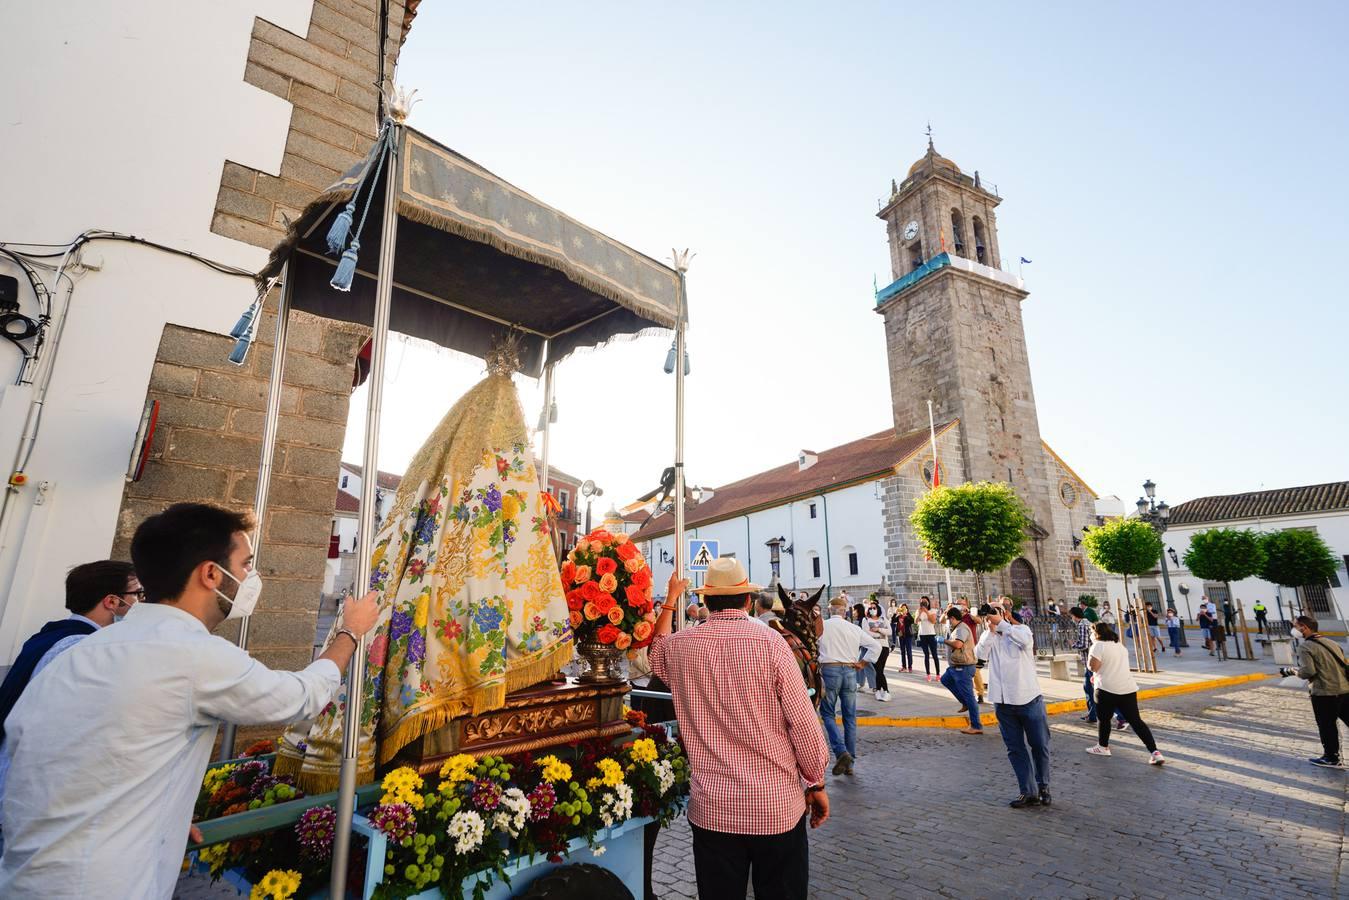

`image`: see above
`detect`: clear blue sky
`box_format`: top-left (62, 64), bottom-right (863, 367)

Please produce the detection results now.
top-left (347, 1), bottom-right (1349, 513)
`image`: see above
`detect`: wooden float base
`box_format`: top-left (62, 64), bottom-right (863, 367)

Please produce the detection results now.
top-left (393, 679), bottom-right (631, 774)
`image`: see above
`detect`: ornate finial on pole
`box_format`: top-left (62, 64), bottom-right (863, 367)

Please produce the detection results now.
top-left (925, 121), bottom-right (935, 151)
top-left (386, 85), bottom-right (420, 123)
top-left (670, 248), bottom-right (695, 273)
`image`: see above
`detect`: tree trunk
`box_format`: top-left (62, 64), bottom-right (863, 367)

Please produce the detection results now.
top-left (975, 571), bottom-right (986, 605)
top-left (1224, 580), bottom-right (1241, 659)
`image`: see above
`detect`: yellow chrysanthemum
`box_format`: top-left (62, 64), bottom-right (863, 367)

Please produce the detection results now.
top-left (538, 754), bottom-right (572, 784)
top-left (597, 758), bottom-right (624, 788)
top-left (630, 738), bottom-right (658, 765)
top-left (414, 592), bottom-right (430, 630)
top-left (249, 869), bottom-right (302, 899)
top-left (502, 494), bottom-right (521, 519)
top-left (438, 753), bottom-right (477, 783)
top-left (202, 764), bottom-right (237, 793)
top-left (586, 777), bottom-right (602, 790)
top-left (380, 766), bottom-right (425, 807)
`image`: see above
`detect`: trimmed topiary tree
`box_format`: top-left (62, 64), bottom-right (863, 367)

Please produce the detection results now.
top-left (1082, 518), bottom-right (1163, 603)
top-left (1183, 528), bottom-right (1266, 606)
top-left (910, 481), bottom-right (1030, 603)
top-left (1259, 529), bottom-right (1338, 616)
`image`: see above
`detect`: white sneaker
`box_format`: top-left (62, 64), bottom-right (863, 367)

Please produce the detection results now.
top-left (1150, 751), bottom-right (1166, 765)
top-left (874, 690), bottom-right (885, 701)
top-left (881, 690), bottom-right (891, 701)
top-left (1086, 745), bottom-right (1112, 756)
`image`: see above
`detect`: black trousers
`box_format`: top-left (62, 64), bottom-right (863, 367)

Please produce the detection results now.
top-left (1096, 690), bottom-right (1157, 753)
top-left (873, 646), bottom-right (890, 692)
top-left (690, 815), bottom-right (809, 900)
top-left (1311, 692), bottom-right (1349, 762)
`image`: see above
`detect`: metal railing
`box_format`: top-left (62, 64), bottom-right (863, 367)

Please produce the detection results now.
top-left (1029, 615), bottom-right (1078, 657)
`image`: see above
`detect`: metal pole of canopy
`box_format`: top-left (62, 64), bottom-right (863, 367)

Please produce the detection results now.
top-left (672, 252), bottom-right (691, 629)
top-left (330, 121), bottom-right (401, 897)
top-left (217, 265), bottom-right (292, 761)
top-left (538, 357), bottom-right (557, 558)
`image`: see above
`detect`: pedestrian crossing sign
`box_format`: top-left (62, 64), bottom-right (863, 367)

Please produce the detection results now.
top-left (688, 540), bottom-right (719, 571)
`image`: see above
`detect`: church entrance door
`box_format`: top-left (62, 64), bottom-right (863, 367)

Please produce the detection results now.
top-left (1009, 558), bottom-right (1038, 609)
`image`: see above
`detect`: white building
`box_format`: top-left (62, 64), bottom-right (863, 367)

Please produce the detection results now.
top-left (633, 425), bottom-right (1103, 606)
top-left (325, 462), bottom-right (402, 596)
top-left (1131, 482), bottom-right (1348, 629)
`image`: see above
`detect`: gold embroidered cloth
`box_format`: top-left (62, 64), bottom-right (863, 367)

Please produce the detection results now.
top-left (276, 373), bottom-right (572, 791)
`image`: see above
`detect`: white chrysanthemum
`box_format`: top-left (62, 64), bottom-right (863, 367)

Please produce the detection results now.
top-left (592, 844), bottom-right (607, 857)
top-left (653, 760), bottom-right (675, 795)
top-left (598, 783), bottom-right (634, 827)
top-left (492, 787), bottom-right (531, 836)
top-left (448, 809), bottom-right (486, 854)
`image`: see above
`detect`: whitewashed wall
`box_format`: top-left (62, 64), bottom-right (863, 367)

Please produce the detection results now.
top-left (640, 480), bottom-right (888, 599)
top-left (0, 1), bottom-right (312, 661)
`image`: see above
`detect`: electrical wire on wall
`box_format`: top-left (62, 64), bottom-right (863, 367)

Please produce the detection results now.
top-left (0, 230), bottom-right (257, 565)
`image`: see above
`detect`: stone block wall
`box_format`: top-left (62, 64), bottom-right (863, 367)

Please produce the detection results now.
top-left (115, 0), bottom-right (413, 669)
top-left (114, 308), bottom-right (367, 669)
top-left (1043, 448), bottom-right (1108, 606)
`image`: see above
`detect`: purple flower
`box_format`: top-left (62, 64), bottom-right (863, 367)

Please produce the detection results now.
top-left (414, 511), bottom-right (436, 547)
top-left (472, 778), bottom-right (502, 811)
top-left (390, 610), bottom-right (412, 641)
top-left (370, 802), bottom-right (417, 843)
top-left (528, 782), bottom-right (556, 820)
top-left (296, 805), bottom-right (336, 859)
top-left (407, 630), bottom-right (426, 665)
top-left (483, 485), bottom-right (502, 513)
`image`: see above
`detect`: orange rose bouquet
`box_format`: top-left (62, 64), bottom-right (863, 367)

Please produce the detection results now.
top-left (561, 529), bottom-right (657, 650)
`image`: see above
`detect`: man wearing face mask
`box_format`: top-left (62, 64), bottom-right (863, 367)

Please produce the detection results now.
top-left (0, 503), bottom-right (379, 898)
top-left (0, 560), bottom-right (140, 853)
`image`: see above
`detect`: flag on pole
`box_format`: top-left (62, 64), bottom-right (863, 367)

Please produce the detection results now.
top-left (1019, 257), bottom-right (1032, 264)
top-left (939, 225), bottom-right (947, 253)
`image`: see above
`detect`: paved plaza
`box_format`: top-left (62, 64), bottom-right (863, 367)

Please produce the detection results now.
top-left (650, 682), bottom-right (1347, 899)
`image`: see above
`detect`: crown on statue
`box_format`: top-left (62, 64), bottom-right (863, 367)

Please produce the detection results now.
top-left (485, 332), bottom-right (524, 377)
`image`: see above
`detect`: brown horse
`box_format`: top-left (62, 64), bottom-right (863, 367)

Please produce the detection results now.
top-left (771, 585), bottom-right (824, 708)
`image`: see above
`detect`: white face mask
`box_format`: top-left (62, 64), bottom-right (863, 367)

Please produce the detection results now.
top-left (216, 566), bottom-right (263, 620)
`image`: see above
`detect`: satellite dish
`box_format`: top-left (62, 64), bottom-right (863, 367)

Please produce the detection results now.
top-left (581, 479), bottom-right (597, 497)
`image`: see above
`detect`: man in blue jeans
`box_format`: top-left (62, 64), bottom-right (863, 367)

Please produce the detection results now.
top-left (977, 602), bottom-right (1052, 809)
top-left (939, 607), bottom-right (983, 734)
top-left (817, 598), bottom-right (882, 775)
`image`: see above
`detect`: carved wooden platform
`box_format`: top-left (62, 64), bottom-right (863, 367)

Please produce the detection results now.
top-left (395, 679), bottom-right (631, 774)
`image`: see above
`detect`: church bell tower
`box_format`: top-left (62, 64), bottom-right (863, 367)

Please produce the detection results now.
top-left (875, 138), bottom-right (1065, 601)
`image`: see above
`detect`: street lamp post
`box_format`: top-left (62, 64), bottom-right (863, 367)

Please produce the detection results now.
top-left (581, 479), bottom-right (603, 536)
top-left (1136, 479), bottom-right (1184, 647)
top-left (765, 536), bottom-right (785, 594)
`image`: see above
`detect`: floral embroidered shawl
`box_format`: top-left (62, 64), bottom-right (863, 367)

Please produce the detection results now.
top-left (275, 372), bottom-right (573, 791)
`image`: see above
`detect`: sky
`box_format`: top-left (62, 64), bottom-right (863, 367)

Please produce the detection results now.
top-left (344, 1), bottom-right (1349, 515)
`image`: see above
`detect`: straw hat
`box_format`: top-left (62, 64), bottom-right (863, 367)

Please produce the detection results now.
top-left (692, 558), bottom-right (762, 596)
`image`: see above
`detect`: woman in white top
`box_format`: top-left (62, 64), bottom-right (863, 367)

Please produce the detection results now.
top-left (863, 609), bottom-right (892, 701)
top-left (915, 598), bottom-right (941, 682)
top-left (1087, 621), bottom-right (1165, 764)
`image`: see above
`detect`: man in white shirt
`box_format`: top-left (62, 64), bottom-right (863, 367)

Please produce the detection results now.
top-left (817, 598), bottom-right (881, 775)
top-left (0, 502), bottom-right (379, 899)
top-left (976, 601), bottom-right (1052, 810)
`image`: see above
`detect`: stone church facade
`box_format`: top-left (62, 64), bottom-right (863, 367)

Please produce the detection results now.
top-left (875, 141), bottom-right (1107, 606)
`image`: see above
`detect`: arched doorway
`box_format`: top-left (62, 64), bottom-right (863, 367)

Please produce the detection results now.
top-left (1009, 558), bottom-right (1038, 609)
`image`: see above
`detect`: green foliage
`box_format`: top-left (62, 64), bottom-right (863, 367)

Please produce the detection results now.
top-left (1182, 528), bottom-right (1266, 584)
top-left (1258, 529), bottom-right (1337, 588)
top-left (909, 482), bottom-right (1030, 575)
top-left (1082, 518), bottom-right (1163, 578)
top-left (1077, 594), bottom-right (1098, 608)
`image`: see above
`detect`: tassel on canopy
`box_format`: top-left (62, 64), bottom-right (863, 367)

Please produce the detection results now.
top-left (330, 239), bottom-right (360, 292)
top-left (325, 122), bottom-right (393, 291)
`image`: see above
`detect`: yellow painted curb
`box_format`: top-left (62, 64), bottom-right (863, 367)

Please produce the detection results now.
top-left (845, 672), bottom-right (1273, 729)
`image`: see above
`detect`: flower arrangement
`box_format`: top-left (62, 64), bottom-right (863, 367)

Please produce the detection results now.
top-left (561, 529), bottom-right (656, 650)
top-left (192, 757), bottom-right (331, 893)
top-left (368, 727), bottom-right (689, 899)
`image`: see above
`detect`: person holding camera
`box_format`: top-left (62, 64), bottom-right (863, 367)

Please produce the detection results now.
top-left (939, 607), bottom-right (983, 735)
top-left (976, 601), bottom-right (1052, 809)
top-left (1280, 615), bottom-right (1349, 768)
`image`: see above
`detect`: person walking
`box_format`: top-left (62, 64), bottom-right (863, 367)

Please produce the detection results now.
top-left (1280, 615), bottom-right (1349, 768)
top-left (863, 607), bottom-right (892, 701)
top-left (976, 602), bottom-right (1051, 809)
top-left (939, 608), bottom-right (983, 735)
top-left (1165, 608), bottom-right (1183, 656)
top-left (649, 558), bottom-right (830, 900)
top-left (1085, 622), bottom-right (1165, 764)
top-left (915, 597), bottom-right (942, 682)
top-left (1197, 605), bottom-right (1213, 653)
top-left (818, 597), bottom-right (882, 775)
top-left (893, 603), bottom-right (915, 673)
top-left (0, 503), bottom-right (380, 898)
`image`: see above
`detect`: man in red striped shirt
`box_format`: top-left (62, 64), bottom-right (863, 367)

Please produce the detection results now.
top-left (650, 558), bottom-right (830, 900)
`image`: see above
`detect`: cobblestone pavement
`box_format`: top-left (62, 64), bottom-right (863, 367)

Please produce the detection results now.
top-left (650, 684), bottom-right (1347, 900)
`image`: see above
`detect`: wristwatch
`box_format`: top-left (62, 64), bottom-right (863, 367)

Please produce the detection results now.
top-left (336, 627), bottom-right (361, 648)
